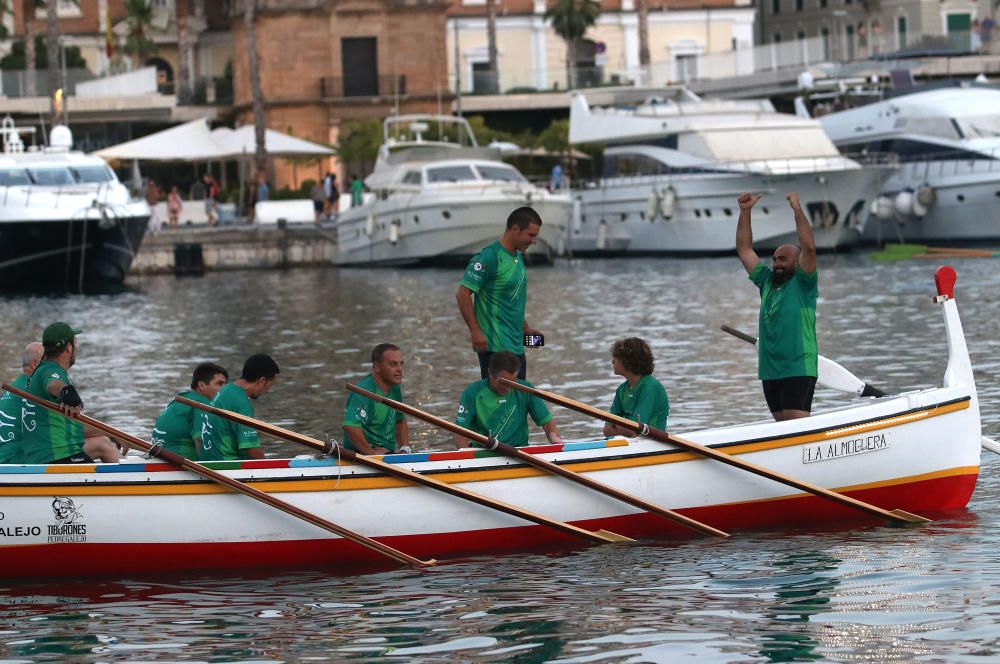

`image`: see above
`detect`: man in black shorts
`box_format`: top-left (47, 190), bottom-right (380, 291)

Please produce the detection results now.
top-left (735, 191), bottom-right (818, 421)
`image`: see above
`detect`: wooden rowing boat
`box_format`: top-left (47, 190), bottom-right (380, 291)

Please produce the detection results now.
top-left (0, 267), bottom-right (980, 578)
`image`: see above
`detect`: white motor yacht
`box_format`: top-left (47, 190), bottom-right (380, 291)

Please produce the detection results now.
top-left (0, 116), bottom-right (149, 290)
top-left (333, 115), bottom-right (570, 266)
top-left (814, 83), bottom-right (1000, 243)
top-left (569, 89), bottom-right (894, 255)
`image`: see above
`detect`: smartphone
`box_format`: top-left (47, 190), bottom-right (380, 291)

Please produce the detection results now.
top-left (523, 334), bottom-right (545, 348)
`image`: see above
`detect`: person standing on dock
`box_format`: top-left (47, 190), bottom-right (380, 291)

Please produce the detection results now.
top-left (453, 351), bottom-right (561, 449)
top-left (456, 207), bottom-right (545, 380)
top-left (151, 363), bottom-right (229, 460)
top-left (0, 342), bottom-right (43, 463)
top-left (342, 344), bottom-right (410, 455)
top-left (602, 338), bottom-right (669, 438)
top-left (199, 354), bottom-right (280, 461)
top-left (20, 323), bottom-right (124, 464)
top-left (736, 192), bottom-right (818, 421)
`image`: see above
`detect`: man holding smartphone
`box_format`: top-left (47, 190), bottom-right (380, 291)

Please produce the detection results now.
top-left (456, 207), bottom-right (545, 379)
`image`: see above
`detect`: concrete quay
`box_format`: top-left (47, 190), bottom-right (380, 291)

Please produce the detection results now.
top-left (130, 225), bottom-right (337, 275)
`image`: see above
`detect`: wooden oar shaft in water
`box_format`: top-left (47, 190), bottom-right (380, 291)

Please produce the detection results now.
top-left (498, 379), bottom-right (931, 526)
top-left (345, 384), bottom-right (729, 539)
top-left (4, 384), bottom-right (433, 569)
top-left (176, 396), bottom-right (628, 545)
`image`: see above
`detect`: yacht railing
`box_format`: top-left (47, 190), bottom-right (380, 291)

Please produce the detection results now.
top-left (895, 146), bottom-right (1000, 180)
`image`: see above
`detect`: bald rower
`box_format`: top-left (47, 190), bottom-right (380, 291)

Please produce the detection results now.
top-left (735, 191), bottom-right (818, 421)
top-left (0, 342), bottom-right (44, 463)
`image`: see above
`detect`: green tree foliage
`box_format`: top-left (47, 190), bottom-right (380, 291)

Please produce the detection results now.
top-left (124, 0), bottom-right (156, 66)
top-left (545, 0), bottom-right (600, 89)
top-left (336, 119), bottom-right (382, 175)
top-left (0, 36), bottom-right (86, 69)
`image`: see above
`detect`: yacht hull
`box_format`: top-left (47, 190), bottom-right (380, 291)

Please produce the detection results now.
top-left (571, 167), bottom-right (884, 255)
top-left (334, 195), bottom-right (571, 266)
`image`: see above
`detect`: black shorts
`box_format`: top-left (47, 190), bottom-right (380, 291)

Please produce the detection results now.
top-left (762, 376), bottom-right (817, 413)
top-left (313, 200), bottom-right (324, 212)
top-left (51, 451), bottom-right (93, 464)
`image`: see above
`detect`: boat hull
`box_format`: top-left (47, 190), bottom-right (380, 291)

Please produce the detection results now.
top-left (333, 193), bottom-right (571, 266)
top-left (0, 387), bottom-right (979, 579)
top-left (571, 166), bottom-right (887, 255)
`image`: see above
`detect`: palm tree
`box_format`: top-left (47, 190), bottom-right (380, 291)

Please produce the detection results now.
top-left (22, 0), bottom-right (38, 96)
top-left (123, 0), bottom-right (155, 69)
top-left (244, 0), bottom-right (267, 173)
top-left (638, 0), bottom-right (650, 68)
top-left (545, 0), bottom-right (600, 89)
top-left (0, 0), bottom-right (11, 39)
top-left (45, 0), bottom-right (59, 125)
top-left (486, 0), bottom-right (498, 93)
top-left (176, 11), bottom-right (190, 102)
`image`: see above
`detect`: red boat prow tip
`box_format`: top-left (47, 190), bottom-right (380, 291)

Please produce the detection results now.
top-left (935, 265), bottom-right (957, 299)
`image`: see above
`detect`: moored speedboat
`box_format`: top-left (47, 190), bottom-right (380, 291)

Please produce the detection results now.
top-left (0, 267), bottom-right (979, 579)
top-left (333, 115), bottom-right (570, 266)
top-left (0, 116), bottom-right (150, 290)
top-left (569, 90), bottom-right (895, 255)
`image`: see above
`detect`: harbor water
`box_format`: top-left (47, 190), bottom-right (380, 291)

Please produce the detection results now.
top-left (2, 254), bottom-right (1000, 662)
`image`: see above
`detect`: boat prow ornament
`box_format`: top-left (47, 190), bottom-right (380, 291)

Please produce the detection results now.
top-left (0, 269), bottom-right (984, 578)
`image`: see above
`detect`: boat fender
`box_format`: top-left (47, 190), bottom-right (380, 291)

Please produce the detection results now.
top-left (365, 213), bottom-right (375, 237)
top-left (389, 219), bottom-right (400, 244)
top-left (872, 195), bottom-right (894, 220)
top-left (894, 189), bottom-right (915, 218)
top-left (646, 190), bottom-right (660, 221)
top-left (596, 220), bottom-right (608, 250)
top-left (571, 197), bottom-right (582, 232)
top-left (915, 185), bottom-right (936, 216)
top-left (660, 186), bottom-right (676, 220)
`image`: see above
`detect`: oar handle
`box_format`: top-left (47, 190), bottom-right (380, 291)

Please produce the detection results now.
top-left (347, 383), bottom-right (729, 539)
top-left (497, 379), bottom-right (930, 526)
top-left (1, 385), bottom-right (434, 569)
top-left (721, 325), bottom-right (758, 345)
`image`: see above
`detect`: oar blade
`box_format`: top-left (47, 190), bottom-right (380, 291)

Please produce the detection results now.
top-left (889, 509), bottom-right (933, 524)
top-left (593, 529), bottom-right (636, 543)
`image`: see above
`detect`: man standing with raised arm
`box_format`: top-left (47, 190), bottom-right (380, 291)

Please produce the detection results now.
top-left (735, 192), bottom-right (818, 421)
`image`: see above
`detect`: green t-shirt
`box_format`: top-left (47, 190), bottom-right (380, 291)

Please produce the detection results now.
top-left (0, 373), bottom-right (29, 463)
top-left (750, 263), bottom-right (819, 381)
top-left (455, 378), bottom-right (552, 447)
top-left (199, 383), bottom-right (260, 461)
top-left (21, 361), bottom-right (85, 464)
top-left (460, 241), bottom-right (527, 353)
top-left (151, 390), bottom-right (209, 460)
top-left (609, 374), bottom-right (670, 430)
top-left (342, 374), bottom-right (405, 452)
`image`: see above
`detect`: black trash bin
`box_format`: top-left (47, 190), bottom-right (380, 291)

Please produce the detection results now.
top-left (174, 243), bottom-right (205, 277)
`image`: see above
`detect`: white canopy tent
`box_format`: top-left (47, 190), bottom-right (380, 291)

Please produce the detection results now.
top-left (210, 125), bottom-right (334, 158)
top-left (94, 118), bottom-right (229, 162)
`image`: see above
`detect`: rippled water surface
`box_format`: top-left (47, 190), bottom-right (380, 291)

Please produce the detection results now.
top-left (2, 255), bottom-right (1000, 662)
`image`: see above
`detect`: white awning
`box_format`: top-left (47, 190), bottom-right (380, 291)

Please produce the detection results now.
top-left (94, 118), bottom-right (229, 161)
top-left (211, 125), bottom-right (334, 158)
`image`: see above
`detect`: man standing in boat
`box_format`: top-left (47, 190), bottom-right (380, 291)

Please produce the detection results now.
top-left (199, 354), bottom-right (280, 461)
top-left (342, 344), bottom-right (411, 455)
top-left (0, 342), bottom-right (43, 463)
top-left (456, 207), bottom-right (545, 379)
top-left (453, 351), bottom-right (561, 449)
top-left (20, 323), bottom-right (124, 463)
top-left (151, 363), bottom-right (229, 459)
top-left (736, 192), bottom-right (818, 421)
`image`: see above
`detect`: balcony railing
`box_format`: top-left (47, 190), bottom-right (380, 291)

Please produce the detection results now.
top-left (319, 75), bottom-right (407, 99)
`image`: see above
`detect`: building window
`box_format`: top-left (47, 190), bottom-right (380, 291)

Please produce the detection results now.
top-left (821, 27), bottom-right (830, 58)
top-left (774, 33), bottom-right (782, 43)
top-left (819, 0), bottom-right (827, 7)
top-left (846, 24), bottom-right (855, 58)
top-left (675, 54), bottom-right (698, 82)
top-left (897, 15), bottom-right (908, 49)
top-left (772, 0), bottom-right (780, 14)
top-left (798, 30), bottom-right (806, 40)
top-left (796, 0), bottom-right (803, 11)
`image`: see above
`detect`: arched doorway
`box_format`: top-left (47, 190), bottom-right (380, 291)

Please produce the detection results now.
top-left (145, 57), bottom-right (174, 94)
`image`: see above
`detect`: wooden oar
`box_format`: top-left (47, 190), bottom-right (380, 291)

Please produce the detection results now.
top-left (4, 383), bottom-right (433, 569)
top-left (721, 325), bottom-right (887, 398)
top-left (176, 396), bottom-right (629, 545)
top-left (498, 378), bottom-right (931, 526)
top-left (345, 384), bottom-right (729, 539)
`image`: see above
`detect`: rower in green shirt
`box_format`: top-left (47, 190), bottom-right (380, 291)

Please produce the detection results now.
top-left (0, 342), bottom-right (43, 463)
top-left (20, 322), bottom-right (124, 464)
top-left (342, 344), bottom-right (410, 455)
top-left (453, 350), bottom-right (561, 448)
top-left (736, 191), bottom-right (818, 421)
top-left (603, 338), bottom-right (670, 437)
top-left (200, 354), bottom-right (280, 461)
top-left (151, 362), bottom-right (228, 459)
top-left (457, 207), bottom-right (546, 380)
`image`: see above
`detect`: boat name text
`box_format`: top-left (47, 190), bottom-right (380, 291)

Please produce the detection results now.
top-left (802, 433), bottom-right (889, 464)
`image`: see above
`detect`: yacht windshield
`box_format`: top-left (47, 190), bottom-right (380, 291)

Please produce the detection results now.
top-left (426, 165), bottom-right (477, 183)
top-left (474, 164), bottom-right (526, 183)
top-left (0, 169), bottom-right (31, 186)
top-left (71, 165), bottom-right (114, 183)
top-left (27, 168), bottom-right (74, 186)
top-left (684, 127), bottom-right (840, 162)
top-left (955, 114), bottom-right (1000, 139)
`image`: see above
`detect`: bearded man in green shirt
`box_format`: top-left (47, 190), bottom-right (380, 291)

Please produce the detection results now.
top-left (21, 323), bottom-right (124, 464)
top-left (151, 362), bottom-right (228, 459)
top-left (342, 343), bottom-right (410, 455)
top-left (0, 342), bottom-right (43, 463)
top-left (736, 191), bottom-right (818, 421)
top-left (199, 354), bottom-right (279, 461)
top-left (603, 338), bottom-right (669, 437)
top-left (456, 207), bottom-right (545, 380)
top-left (453, 350), bottom-right (562, 449)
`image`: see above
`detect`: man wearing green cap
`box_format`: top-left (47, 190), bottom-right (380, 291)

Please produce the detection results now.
top-left (0, 342), bottom-right (44, 463)
top-left (20, 323), bottom-right (125, 464)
